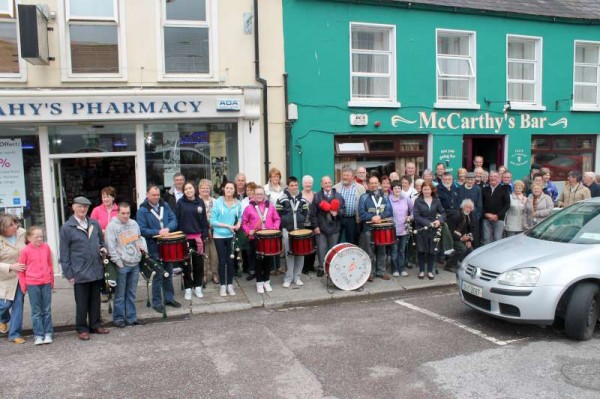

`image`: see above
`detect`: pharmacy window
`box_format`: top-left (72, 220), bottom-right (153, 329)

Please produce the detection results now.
top-left (507, 35), bottom-right (544, 110)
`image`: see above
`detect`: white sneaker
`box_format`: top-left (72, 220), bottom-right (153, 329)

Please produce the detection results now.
top-left (295, 278), bottom-right (304, 286)
top-left (263, 280), bottom-right (273, 292)
top-left (220, 285), bottom-right (227, 297)
top-left (256, 282), bottom-right (265, 294)
top-left (184, 288), bottom-right (192, 301)
top-left (401, 271), bottom-right (409, 277)
top-left (43, 334), bottom-right (53, 344)
top-left (392, 272), bottom-right (400, 277)
top-left (34, 337), bottom-right (44, 346)
top-left (283, 281), bottom-right (291, 288)
top-left (227, 284), bottom-right (236, 296)
top-left (194, 287), bottom-right (203, 298)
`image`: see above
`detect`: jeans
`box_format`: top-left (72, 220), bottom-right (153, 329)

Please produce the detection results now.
top-left (114, 265), bottom-right (139, 324)
top-left (316, 232), bottom-right (339, 271)
top-left (282, 229), bottom-right (304, 283)
top-left (28, 284), bottom-right (53, 338)
top-left (482, 219), bottom-right (505, 245)
top-left (364, 229), bottom-right (387, 276)
top-left (214, 238), bottom-right (235, 285)
top-left (391, 235), bottom-right (408, 274)
top-left (418, 252), bottom-right (435, 273)
top-left (74, 279), bottom-right (102, 333)
top-left (0, 284), bottom-right (25, 340)
top-left (339, 217), bottom-right (359, 245)
top-left (152, 262), bottom-right (175, 308)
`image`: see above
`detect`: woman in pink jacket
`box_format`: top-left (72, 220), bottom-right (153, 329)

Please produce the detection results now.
top-left (242, 186), bottom-right (281, 294)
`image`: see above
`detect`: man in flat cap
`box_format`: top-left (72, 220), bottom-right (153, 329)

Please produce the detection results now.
top-left (59, 196), bottom-right (110, 341)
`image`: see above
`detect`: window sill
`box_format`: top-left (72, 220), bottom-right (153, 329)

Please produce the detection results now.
top-left (158, 74), bottom-right (219, 83)
top-left (61, 74), bottom-right (127, 83)
top-left (347, 100), bottom-right (401, 109)
top-left (0, 75), bottom-right (27, 83)
top-left (434, 102), bottom-right (480, 110)
top-left (508, 104), bottom-right (546, 111)
top-left (571, 105), bottom-right (600, 112)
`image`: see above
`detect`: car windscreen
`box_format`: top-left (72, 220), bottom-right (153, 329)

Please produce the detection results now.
top-left (525, 202), bottom-right (600, 244)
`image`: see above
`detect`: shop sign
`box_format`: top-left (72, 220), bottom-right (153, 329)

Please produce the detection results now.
top-left (350, 113), bottom-right (368, 126)
top-left (391, 111), bottom-right (568, 133)
top-left (216, 99), bottom-right (241, 111)
top-left (0, 139), bottom-right (26, 207)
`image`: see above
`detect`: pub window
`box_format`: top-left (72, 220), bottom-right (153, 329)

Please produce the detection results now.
top-left (573, 41), bottom-right (600, 110)
top-left (63, 0), bottom-right (123, 78)
top-left (334, 135), bottom-right (427, 181)
top-left (0, 0), bottom-right (25, 80)
top-left (531, 135), bottom-right (595, 182)
top-left (507, 35), bottom-right (544, 110)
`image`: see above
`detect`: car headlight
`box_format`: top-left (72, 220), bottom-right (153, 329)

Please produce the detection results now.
top-left (497, 267), bottom-right (540, 287)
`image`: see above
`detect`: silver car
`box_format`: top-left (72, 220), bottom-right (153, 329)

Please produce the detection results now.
top-left (457, 198), bottom-right (600, 340)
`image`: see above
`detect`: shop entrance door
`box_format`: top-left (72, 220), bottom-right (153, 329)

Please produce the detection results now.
top-left (53, 156), bottom-right (137, 229)
top-left (463, 136), bottom-right (504, 171)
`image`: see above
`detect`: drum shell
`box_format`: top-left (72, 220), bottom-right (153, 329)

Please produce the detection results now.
top-left (372, 223), bottom-right (396, 246)
top-left (158, 236), bottom-right (189, 262)
top-left (323, 243), bottom-right (371, 291)
top-left (255, 230), bottom-right (283, 256)
top-left (288, 229), bottom-right (315, 256)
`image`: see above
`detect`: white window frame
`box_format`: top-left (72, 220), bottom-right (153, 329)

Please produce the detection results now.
top-left (348, 22), bottom-right (399, 108)
top-left (0, 0), bottom-right (26, 82)
top-left (573, 40), bottom-right (600, 111)
top-left (506, 34), bottom-right (545, 111)
top-left (156, 0), bottom-right (218, 82)
top-left (57, 0), bottom-right (127, 82)
top-left (434, 29), bottom-right (479, 110)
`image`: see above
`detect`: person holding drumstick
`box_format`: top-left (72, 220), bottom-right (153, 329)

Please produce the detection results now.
top-left (137, 186), bottom-right (181, 313)
top-left (276, 176), bottom-right (310, 288)
top-left (242, 186), bottom-right (281, 294)
top-left (176, 181), bottom-right (210, 301)
top-left (210, 182), bottom-right (242, 297)
top-left (359, 176), bottom-right (393, 281)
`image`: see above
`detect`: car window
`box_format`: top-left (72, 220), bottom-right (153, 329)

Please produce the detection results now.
top-left (525, 202), bottom-right (600, 244)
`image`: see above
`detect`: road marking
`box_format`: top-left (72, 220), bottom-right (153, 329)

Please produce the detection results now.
top-left (394, 299), bottom-right (526, 346)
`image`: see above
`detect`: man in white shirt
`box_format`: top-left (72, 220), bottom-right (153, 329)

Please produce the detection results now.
top-left (165, 172), bottom-right (185, 210)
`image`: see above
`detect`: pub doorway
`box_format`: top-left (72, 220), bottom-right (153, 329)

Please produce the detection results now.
top-left (462, 135), bottom-right (505, 171)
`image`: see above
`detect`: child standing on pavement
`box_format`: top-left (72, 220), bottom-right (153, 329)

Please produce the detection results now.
top-left (18, 226), bottom-right (54, 345)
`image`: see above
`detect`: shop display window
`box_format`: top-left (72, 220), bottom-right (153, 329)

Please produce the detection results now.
top-left (145, 122), bottom-right (238, 195)
top-left (532, 135), bottom-right (595, 181)
top-left (48, 125), bottom-right (136, 154)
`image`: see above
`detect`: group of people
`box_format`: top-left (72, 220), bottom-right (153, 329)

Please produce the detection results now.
top-left (2, 155), bottom-right (598, 344)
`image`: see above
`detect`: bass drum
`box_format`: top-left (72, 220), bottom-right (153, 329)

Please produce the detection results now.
top-left (324, 243), bottom-right (371, 291)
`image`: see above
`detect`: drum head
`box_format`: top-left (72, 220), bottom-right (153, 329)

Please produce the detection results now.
top-left (256, 229), bottom-right (280, 237)
top-left (325, 244), bottom-right (371, 291)
top-left (374, 222), bottom-right (395, 229)
top-left (159, 234), bottom-right (186, 242)
top-left (289, 228), bottom-right (313, 237)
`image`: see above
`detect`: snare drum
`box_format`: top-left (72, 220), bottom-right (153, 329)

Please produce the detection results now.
top-left (288, 229), bottom-right (315, 256)
top-left (255, 229), bottom-right (283, 256)
top-left (324, 243), bottom-right (371, 291)
top-left (371, 222), bottom-right (396, 246)
top-left (157, 234), bottom-right (189, 262)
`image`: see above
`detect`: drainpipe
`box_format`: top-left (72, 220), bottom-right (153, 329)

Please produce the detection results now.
top-left (283, 73), bottom-right (291, 176)
top-left (254, 0), bottom-right (270, 180)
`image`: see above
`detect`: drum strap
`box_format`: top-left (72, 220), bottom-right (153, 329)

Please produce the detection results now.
top-left (150, 207), bottom-right (165, 229)
top-left (290, 198), bottom-right (300, 231)
top-left (371, 195), bottom-right (383, 216)
top-left (255, 204), bottom-right (269, 229)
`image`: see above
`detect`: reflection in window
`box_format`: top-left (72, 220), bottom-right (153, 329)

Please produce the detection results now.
top-left (532, 135), bottom-right (595, 181)
top-left (48, 125), bottom-right (136, 154)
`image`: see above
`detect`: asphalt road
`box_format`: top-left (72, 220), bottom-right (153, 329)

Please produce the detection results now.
top-left (2, 286), bottom-right (600, 399)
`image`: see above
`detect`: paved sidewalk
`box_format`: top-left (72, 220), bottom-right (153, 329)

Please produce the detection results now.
top-left (17, 268), bottom-right (457, 333)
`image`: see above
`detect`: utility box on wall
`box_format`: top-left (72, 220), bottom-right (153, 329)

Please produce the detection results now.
top-left (18, 4), bottom-right (50, 65)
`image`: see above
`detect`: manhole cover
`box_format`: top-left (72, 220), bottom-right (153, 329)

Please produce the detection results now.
top-left (562, 360), bottom-right (600, 391)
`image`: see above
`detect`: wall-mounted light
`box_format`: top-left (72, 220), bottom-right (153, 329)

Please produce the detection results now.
top-left (503, 101), bottom-right (511, 113)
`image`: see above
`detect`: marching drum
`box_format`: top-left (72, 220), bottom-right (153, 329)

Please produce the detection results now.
top-left (140, 253), bottom-right (170, 282)
top-left (288, 229), bottom-right (315, 256)
top-left (157, 234), bottom-right (189, 262)
top-left (371, 222), bottom-right (396, 246)
top-left (255, 229), bottom-right (283, 257)
top-left (324, 243), bottom-right (371, 291)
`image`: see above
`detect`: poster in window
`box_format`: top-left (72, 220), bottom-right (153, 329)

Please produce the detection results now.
top-left (0, 139), bottom-right (26, 207)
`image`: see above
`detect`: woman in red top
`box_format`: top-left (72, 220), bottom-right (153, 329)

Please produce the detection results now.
top-left (18, 226), bottom-right (54, 345)
top-left (90, 186), bottom-right (119, 232)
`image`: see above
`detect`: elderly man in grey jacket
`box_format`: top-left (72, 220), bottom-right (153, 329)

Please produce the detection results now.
top-left (59, 196), bottom-right (109, 341)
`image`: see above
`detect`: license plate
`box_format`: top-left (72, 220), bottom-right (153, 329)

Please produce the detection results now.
top-left (462, 281), bottom-right (483, 298)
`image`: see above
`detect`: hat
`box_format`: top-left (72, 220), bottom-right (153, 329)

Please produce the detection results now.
top-left (531, 163), bottom-right (542, 171)
top-left (73, 196), bottom-right (92, 206)
top-left (465, 172), bottom-right (476, 178)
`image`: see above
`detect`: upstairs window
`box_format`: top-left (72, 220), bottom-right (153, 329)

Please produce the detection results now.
top-left (436, 29), bottom-right (477, 108)
top-left (0, 0), bottom-right (25, 79)
top-left (160, 0), bottom-right (215, 79)
top-left (349, 22), bottom-right (398, 107)
top-left (507, 35), bottom-right (544, 109)
top-left (573, 41), bottom-right (600, 110)
top-left (63, 0), bottom-right (124, 79)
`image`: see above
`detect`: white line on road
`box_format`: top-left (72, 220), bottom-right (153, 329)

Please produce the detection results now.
top-left (394, 299), bottom-right (526, 346)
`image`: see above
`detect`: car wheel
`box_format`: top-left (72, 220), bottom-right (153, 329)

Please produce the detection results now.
top-left (564, 283), bottom-right (600, 341)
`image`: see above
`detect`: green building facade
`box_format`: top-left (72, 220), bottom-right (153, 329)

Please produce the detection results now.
top-left (283, 0), bottom-right (600, 188)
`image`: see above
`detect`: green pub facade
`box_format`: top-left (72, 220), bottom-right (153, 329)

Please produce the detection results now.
top-left (283, 0), bottom-right (600, 188)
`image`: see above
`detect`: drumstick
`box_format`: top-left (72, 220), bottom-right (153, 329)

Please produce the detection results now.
top-left (366, 218), bottom-right (393, 224)
top-left (153, 231), bottom-right (184, 238)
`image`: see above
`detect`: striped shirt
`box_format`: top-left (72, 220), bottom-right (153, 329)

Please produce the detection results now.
top-left (339, 183), bottom-right (358, 217)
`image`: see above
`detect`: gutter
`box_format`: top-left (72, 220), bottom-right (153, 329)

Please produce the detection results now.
top-left (254, 0), bottom-right (270, 180)
top-left (283, 73), bottom-right (291, 177)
